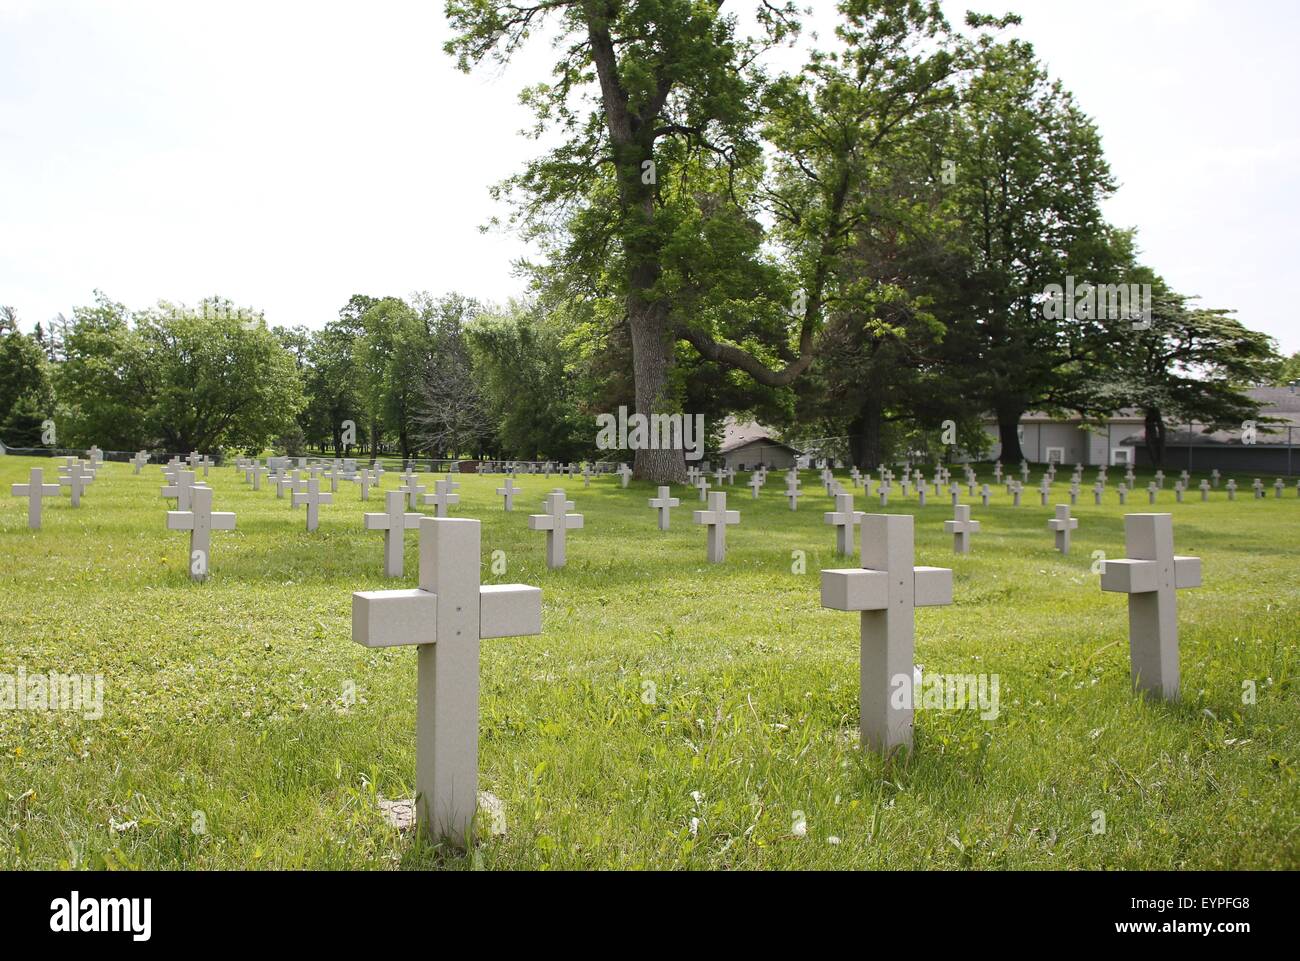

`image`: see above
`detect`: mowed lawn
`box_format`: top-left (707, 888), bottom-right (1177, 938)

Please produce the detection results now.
top-left (0, 454), bottom-right (1297, 870)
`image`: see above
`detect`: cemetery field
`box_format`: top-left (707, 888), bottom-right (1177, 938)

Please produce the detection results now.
top-left (1, 455), bottom-right (1297, 871)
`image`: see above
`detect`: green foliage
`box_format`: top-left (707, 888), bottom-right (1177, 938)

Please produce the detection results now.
top-left (54, 294), bottom-right (305, 452)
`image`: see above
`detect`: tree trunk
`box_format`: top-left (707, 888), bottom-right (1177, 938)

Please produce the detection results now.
top-left (628, 299), bottom-right (687, 484)
top-left (1144, 407), bottom-right (1166, 467)
top-left (996, 406), bottom-right (1025, 464)
top-left (848, 387), bottom-right (885, 470)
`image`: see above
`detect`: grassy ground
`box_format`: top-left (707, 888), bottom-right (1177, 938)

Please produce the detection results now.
top-left (0, 454), bottom-right (1296, 870)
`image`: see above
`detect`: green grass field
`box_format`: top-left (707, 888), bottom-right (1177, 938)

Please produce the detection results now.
top-left (1, 454), bottom-right (1296, 870)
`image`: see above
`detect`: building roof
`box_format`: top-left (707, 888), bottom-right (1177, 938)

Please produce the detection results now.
top-left (718, 418), bottom-right (803, 455)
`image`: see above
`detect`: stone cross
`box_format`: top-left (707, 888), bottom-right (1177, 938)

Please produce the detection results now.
top-left (695, 475), bottom-right (711, 502)
top-left (823, 492), bottom-right (863, 556)
top-left (1198, 479), bottom-right (1210, 501)
top-left (424, 479), bottom-right (460, 518)
top-left (11, 467), bottom-right (62, 529)
top-left (821, 467), bottom-right (835, 495)
top-left (1147, 482), bottom-right (1158, 505)
top-left (785, 475), bottom-right (803, 511)
top-left (187, 450), bottom-right (200, 468)
top-left (1069, 482), bottom-right (1080, 506)
top-left (820, 514), bottom-right (953, 754)
top-left (161, 469), bottom-right (206, 511)
top-left (582, 464), bottom-right (591, 488)
top-left (943, 504), bottom-right (981, 554)
top-left (399, 476), bottom-right (427, 510)
top-left (1211, 469), bottom-right (1220, 488)
top-left (496, 477), bottom-right (520, 512)
top-left (1226, 479), bottom-right (1237, 500)
top-left (58, 462), bottom-right (91, 507)
top-left (166, 486), bottom-right (236, 582)
top-left (1118, 484), bottom-right (1128, 505)
top-left (617, 463), bottom-right (632, 488)
top-left (1093, 481), bottom-right (1104, 506)
top-left (693, 491), bottom-right (740, 563)
top-left (916, 485), bottom-right (926, 508)
top-left (292, 477), bottom-right (333, 531)
top-left (251, 464), bottom-right (268, 492)
top-left (1047, 504), bottom-right (1078, 554)
top-left (1038, 477), bottom-right (1051, 507)
top-left (980, 484), bottom-right (990, 507)
top-left (1174, 482), bottom-right (1184, 503)
top-left (1100, 513), bottom-right (1202, 700)
top-left (364, 490), bottom-right (423, 577)
top-left (1153, 470), bottom-right (1165, 489)
top-left (87, 445), bottom-right (103, 466)
top-left (357, 468), bottom-right (380, 501)
top-left (1252, 478), bottom-right (1264, 499)
top-left (130, 451), bottom-right (149, 474)
top-left (715, 468), bottom-right (728, 489)
top-left (1275, 478), bottom-right (1285, 498)
top-left (351, 517), bottom-right (542, 844)
top-left (648, 486), bottom-right (679, 530)
top-left (321, 466), bottom-right (340, 494)
top-left (850, 467), bottom-right (862, 488)
top-left (1011, 482), bottom-right (1022, 507)
top-left (748, 473), bottom-right (764, 499)
top-left (275, 470), bottom-right (300, 500)
top-left (993, 462), bottom-right (1003, 484)
top-left (197, 455), bottom-right (214, 477)
top-left (528, 490), bottom-right (584, 569)
top-left (878, 483), bottom-right (890, 507)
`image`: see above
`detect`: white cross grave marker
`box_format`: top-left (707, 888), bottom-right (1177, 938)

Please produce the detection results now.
top-left (944, 504), bottom-right (981, 554)
top-left (351, 517), bottom-right (542, 844)
top-left (617, 463), bottom-right (632, 488)
top-left (58, 462), bottom-right (90, 507)
top-left (824, 492), bottom-right (863, 556)
top-left (1100, 513), bottom-right (1201, 700)
top-left (131, 451), bottom-right (149, 474)
top-left (820, 514), bottom-right (953, 754)
top-left (693, 491), bottom-right (740, 563)
top-left (292, 477), bottom-right (333, 531)
top-left (1047, 504), bottom-right (1078, 554)
top-left (528, 490), bottom-right (584, 569)
top-left (11, 467), bottom-right (62, 529)
top-left (649, 486), bottom-right (679, 530)
top-left (166, 486), bottom-right (236, 581)
top-left (364, 490), bottom-right (423, 577)
top-left (496, 477), bottom-right (520, 512)
top-left (424, 479), bottom-right (461, 518)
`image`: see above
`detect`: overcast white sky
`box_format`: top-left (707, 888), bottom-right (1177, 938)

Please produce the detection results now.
top-left (1, 0), bottom-right (1296, 352)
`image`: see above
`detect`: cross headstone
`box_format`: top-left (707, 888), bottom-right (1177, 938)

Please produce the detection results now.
top-left (424, 479), bottom-right (460, 518)
top-left (693, 491), bottom-right (740, 563)
top-left (161, 469), bottom-right (206, 511)
top-left (695, 475), bottom-right (711, 502)
top-left (251, 464), bottom-right (269, 492)
top-left (1038, 477), bottom-right (1051, 507)
top-left (1118, 484), bottom-right (1128, 505)
top-left (57, 462), bottom-right (91, 507)
top-left (1147, 482), bottom-right (1158, 505)
top-left (1100, 513), bottom-right (1201, 700)
top-left (878, 483), bottom-right (890, 507)
top-left (1093, 481), bottom-right (1104, 506)
top-left (648, 486), bottom-right (679, 530)
top-left (849, 467), bottom-right (862, 488)
top-left (166, 486), bottom-right (236, 581)
top-left (1274, 478), bottom-right (1285, 498)
top-left (1198, 479), bottom-right (1210, 501)
top-left (351, 517), bottom-right (542, 844)
top-left (1154, 470), bottom-right (1165, 489)
top-left (1047, 504), bottom-right (1078, 554)
top-left (820, 514), bottom-right (953, 754)
top-left (1211, 469), bottom-right (1220, 488)
top-left (276, 470), bottom-right (301, 500)
top-left (993, 462), bottom-right (1003, 484)
top-left (748, 473), bottom-right (764, 499)
top-left (11, 467), bottom-right (62, 529)
top-left (1011, 482), bottom-right (1022, 507)
top-left (980, 484), bottom-right (990, 507)
top-left (364, 490), bottom-right (423, 577)
top-left (292, 477), bottom-right (333, 531)
top-left (823, 492), bottom-right (863, 556)
top-left (785, 474), bottom-right (803, 511)
top-left (528, 490), bottom-right (584, 568)
top-left (130, 451), bottom-right (149, 474)
top-left (943, 504), bottom-right (981, 554)
top-left (496, 477), bottom-right (520, 512)
top-left (1252, 478), bottom-right (1264, 500)
top-left (399, 475), bottom-right (427, 510)
top-left (1226, 479), bottom-right (1237, 500)
top-left (617, 463), bottom-right (632, 488)
top-left (1174, 482), bottom-right (1184, 503)
top-left (821, 467), bottom-right (835, 495)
